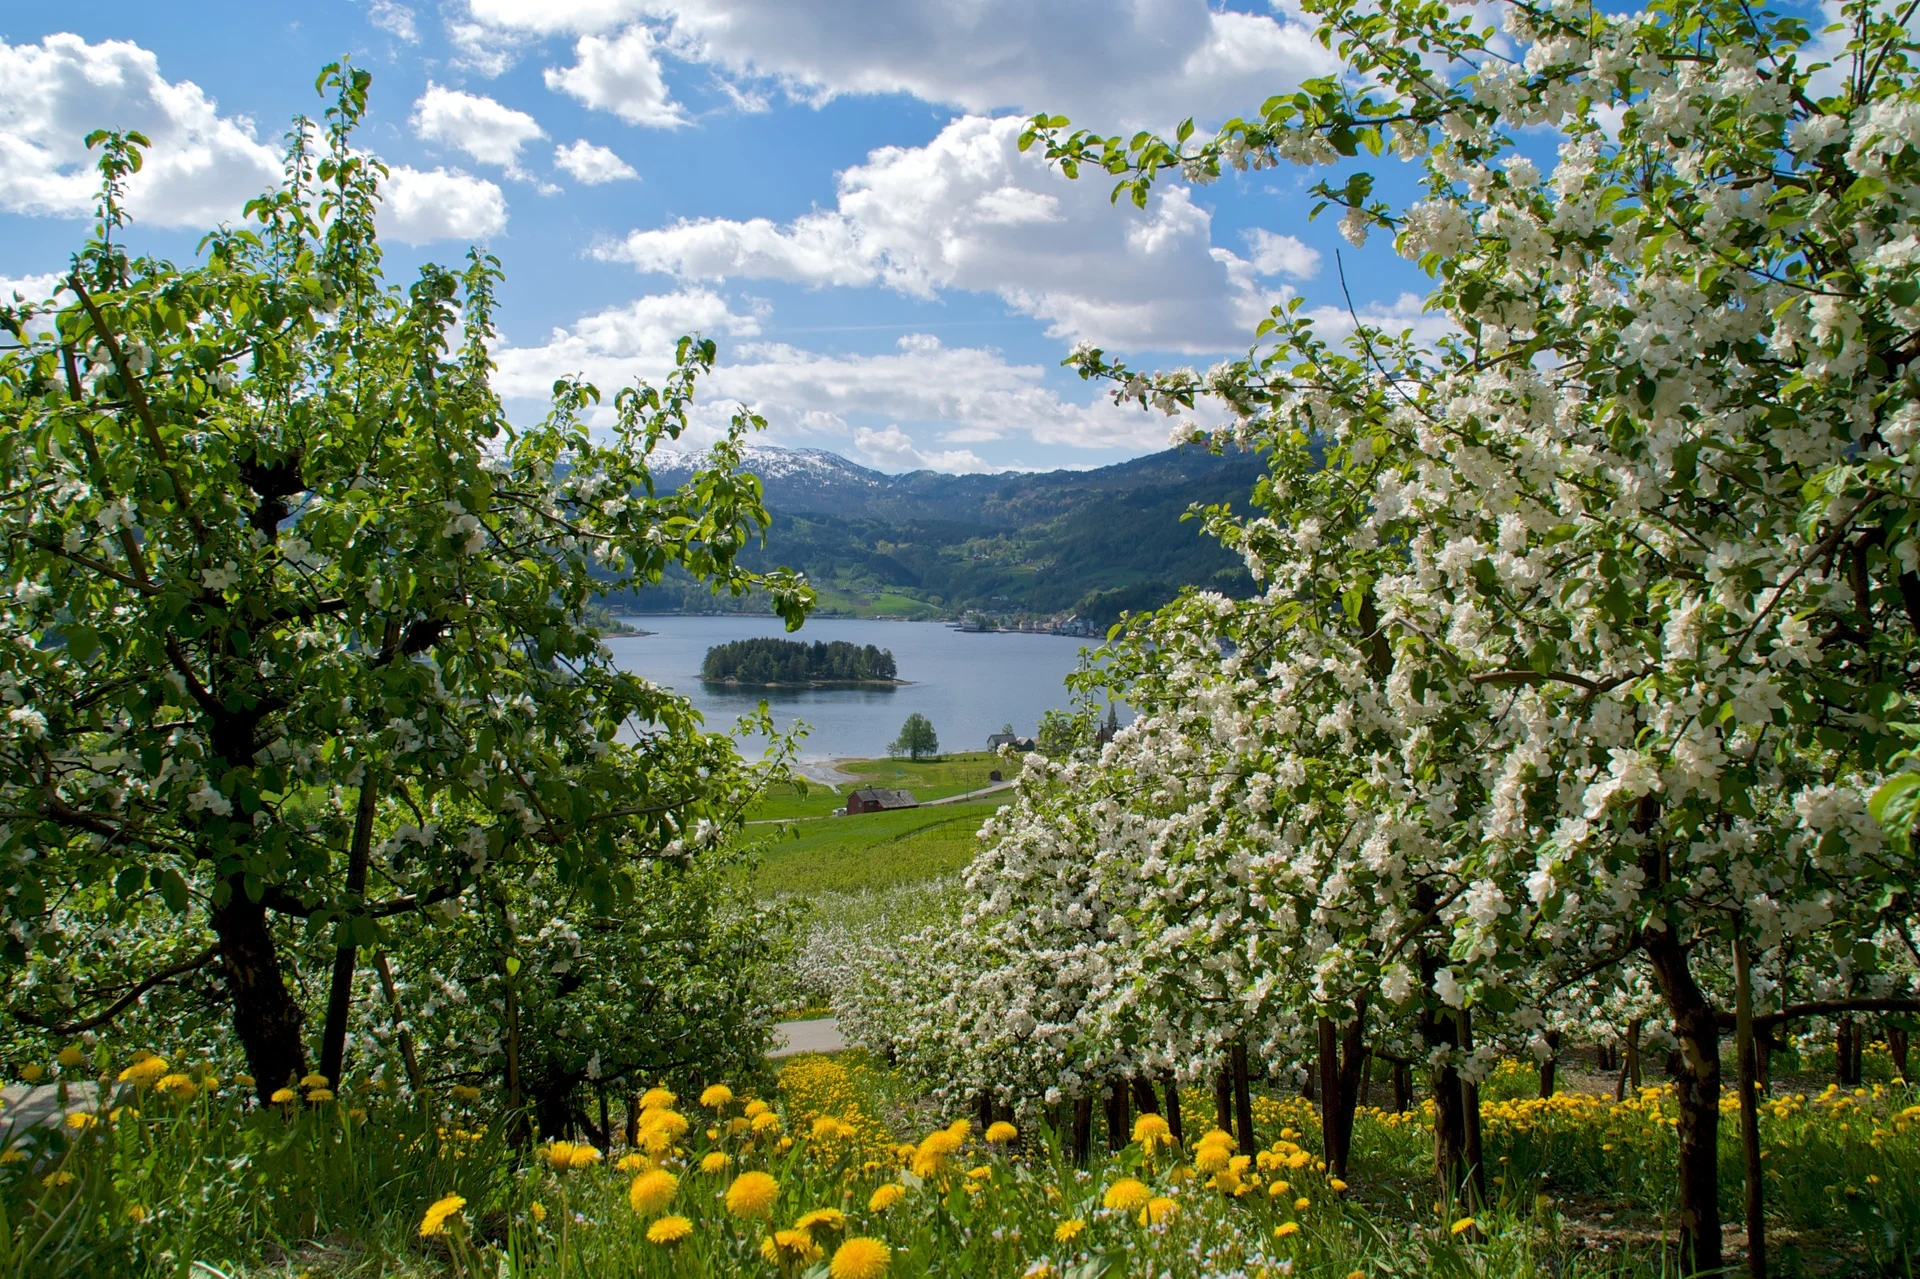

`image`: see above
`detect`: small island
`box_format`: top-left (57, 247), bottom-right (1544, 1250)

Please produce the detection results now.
top-left (700, 637), bottom-right (903, 687)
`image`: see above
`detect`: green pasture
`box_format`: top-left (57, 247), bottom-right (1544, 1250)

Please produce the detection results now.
top-left (751, 798), bottom-right (1003, 896)
top-left (747, 752), bottom-right (1012, 821)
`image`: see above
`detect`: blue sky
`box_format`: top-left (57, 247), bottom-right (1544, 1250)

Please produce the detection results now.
top-left (1, 1), bottom-right (1436, 473)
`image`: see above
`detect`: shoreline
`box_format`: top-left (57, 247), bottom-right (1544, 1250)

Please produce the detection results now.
top-left (699, 676), bottom-right (911, 690)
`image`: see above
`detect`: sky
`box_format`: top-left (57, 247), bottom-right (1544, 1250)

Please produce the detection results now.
top-left (0, 1), bottom-right (1438, 474)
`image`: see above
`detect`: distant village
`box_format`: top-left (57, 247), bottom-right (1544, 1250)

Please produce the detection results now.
top-left (953, 612), bottom-right (1099, 636)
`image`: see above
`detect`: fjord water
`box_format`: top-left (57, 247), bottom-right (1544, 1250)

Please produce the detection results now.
top-left (605, 615), bottom-right (1101, 760)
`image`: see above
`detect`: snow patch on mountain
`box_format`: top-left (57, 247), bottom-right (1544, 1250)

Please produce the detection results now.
top-left (651, 445), bottom-right (886, 487)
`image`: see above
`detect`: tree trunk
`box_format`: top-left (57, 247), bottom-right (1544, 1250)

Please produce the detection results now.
top-left (1419, 988), bottom-right (1479, 1205)
top-left (1318, 999), bottom-right (1369, 1178)
top-left (1392, 1058), bottom-right (1413, 1113)
top-left (1890, 1027), bottom-right (1911, 1082)
top-left (976, 1090), bottom-right (995, 1134)
top-left (626, 1093), bottom-right (640, 1147)
top-left (1837, 1016), bottom-right (1857, 1086)
top-left (210, 880), bottom-right (308, 1101)
top-left (1130, 1076), bottom-right (1160, 1116)
top-left (371, 951), bottom-right (422, 1096)
top-left (1734, 935), bottom-right (1767, 1279)
top-left (1539, 1030), bottom-right (1561, 1099)
top-left (1070, 1095), bottom-right (1093, 1166)
top-left (1161, 1071), bottom-right (1184, 1146)
top-left (1458, 1009), bottom-right (1485, 1199)
top-left (1230, 1040), bottom-right (1256, 1156)
top-left (1104, 1077), bottom-right (1130, 1152)
top-left (318, 773), bottom-right (380, 1088)
top-left (1642, 926), bottom-right (1724, 1277)
top-left (1214, 1063), bottom-right (1234, 1135)
top-left (1626, 1018), bottom-right (1643, 1091)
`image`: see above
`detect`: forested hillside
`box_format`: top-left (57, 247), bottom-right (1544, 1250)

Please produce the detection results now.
top-left (615, 445), bottom-right (1263, 622)
top-left (700, 638), bottom-right (898, 684)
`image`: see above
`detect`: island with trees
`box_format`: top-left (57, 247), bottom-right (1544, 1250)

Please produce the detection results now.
top-left (700, 637), bottom-right (901, 687)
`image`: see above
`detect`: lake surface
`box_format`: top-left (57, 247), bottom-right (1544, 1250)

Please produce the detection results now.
top-left (604, 616), bottom-right (1107, 761)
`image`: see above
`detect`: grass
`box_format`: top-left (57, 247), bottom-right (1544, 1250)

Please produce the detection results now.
top-left (751, 799), bottom-right (1001, 896)
top-left (14, 1050), bottom-right (1917, 1278)
top-left (749, 753), bottom-right (1011, 822)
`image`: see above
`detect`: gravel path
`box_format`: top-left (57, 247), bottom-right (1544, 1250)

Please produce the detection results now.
top-left (1, 1081), bottom-right (102, 1139)
top-left (770, 1017), bottom-right (845, 1058)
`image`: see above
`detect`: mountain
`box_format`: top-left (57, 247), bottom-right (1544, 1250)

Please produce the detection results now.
top-left (619, 445), bottom-right (1266, 625)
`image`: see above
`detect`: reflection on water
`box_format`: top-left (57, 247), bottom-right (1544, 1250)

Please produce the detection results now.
top-left (604, 615), bottom-right (1109, 760)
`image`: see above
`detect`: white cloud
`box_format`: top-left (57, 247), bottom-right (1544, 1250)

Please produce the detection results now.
top-left (597, 115), bottom-right (1282, 354)
top-left (0, 272), bottom-right (65, 305)
top-left (466, 0), bottom-right (1333, 130)
top-left (554, 138), bottom-right (638, 184)
top-left (852, 424), bottom-right (997, 474)
top-left (1244, 228), bottom-right (1320, 279)
top-left (495, 300), bottom-right (1176, 460)
top-left (0, 34), bottom-right (281, 228)
top-left (447, 21), bottom-right (533, 76)
top-left (367, 0), bottom-right (420, 41)
top-left (1303, 291), bottom-right (1452, 347)
top-left (411, 84), bottom-right (545, 175)
top-left (379, 166), bottom-right (509, 243)
top-left (545, 27), bottom-right (688, 128)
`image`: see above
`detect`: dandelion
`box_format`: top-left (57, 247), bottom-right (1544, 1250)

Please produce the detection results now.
top-left (451, 1085), bottom-right (482, 1103)
top-left (56, 1047), bottom-right (83, 1069)
top-left (1450, 1217), bottom-right (1477, 1236)
top-left (1295, 1196), bottom-right (1311, 1211)
top-left (639, 1086), bottom-right (676, 1110)
top-left (762, 1228), bottom-right (823, 1266)
top-left (1329, 1178), bottom-right (1347, 1192)
top-left (530, 1202), bottom-right (547, 1223)
top-left (726, 1170), bottom-right (779, 1218)
top-left (700, 1151), bottom-right (731, 1175)
top-left (0, 1150), bottom-right (23, 1165)
top-left (647, 1214), bottom-right (692, 1245)
top-left (43, 1171), bottom-right (75, 1189)
top-left (125, 1204), bottom-right (147, 1223)
top-left (20, 1064), bottom-right (44, 1084)
top-left (1140, 1196), bottom-right (1178, 1226)
top-left (869, 1183), bottom-right (905, 1212)
top-left (745, 1099), bottom-right (770, 1119)
top-left (304, 1088), bottom-right (334, 1103)
top-left (699, 1083), bottom-right (734, 1109)
top-left (117, 1057), bottom-right (167, 1087)
top-left (626, 1168), bottom-right (678, 1215)
top-left (1132, 1113), bottom-right (1172, 1151)
top-left (830, 1236), bottom-right (891, 1279)
top-left (985, 1120), bottom-right (1018, 1144)
top-left (1054, 1218), bottom-right (1086, 1244)
top-left (616, 1153), bottom-right (648, 1173)
top-left (1274, 1221), bottom-right (1301, 1239)
top-left (796, 1207), bottom-right (847, 1235)
top-left (270, 1088), bottom-right (298, 1105)
top-left (64, 1112), bottom-right (98, 1131)
top-left (300, 1073), bottom-right (330, 1089)
top-left (567, 1144), bottom-right (601, 1170)
top-left (1267, 1180), bottom-right (1291, 1198)
top-left (418, 1194), bottom-right (466, 1237)
top-left (1104, 1177), bottom-right (1152, 1212)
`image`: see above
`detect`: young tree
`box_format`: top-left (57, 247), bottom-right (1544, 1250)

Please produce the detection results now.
top-left (889, 713), bottom-right (939, 761)
top-left (0, 66), bottom-right (809, 1097)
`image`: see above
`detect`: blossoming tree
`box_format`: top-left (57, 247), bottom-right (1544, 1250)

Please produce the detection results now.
top-left (0, 66), bottom-right (809, 1097)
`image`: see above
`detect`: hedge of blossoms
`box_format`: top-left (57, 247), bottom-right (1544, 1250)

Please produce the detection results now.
top-left (845, 0), bottom-right (1920, 1272)
top-left (0, 66), bottom-right (809, 1102)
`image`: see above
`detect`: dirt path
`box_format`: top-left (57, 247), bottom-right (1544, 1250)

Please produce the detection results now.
top-left (770, 1018), bottom-right (845, 1058)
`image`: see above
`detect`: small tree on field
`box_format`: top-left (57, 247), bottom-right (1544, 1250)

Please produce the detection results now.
top-left (889, 713), bottom-right (939, 761)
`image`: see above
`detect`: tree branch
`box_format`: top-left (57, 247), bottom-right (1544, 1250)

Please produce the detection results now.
top-left (8, 945), bottom-right (218, 1033)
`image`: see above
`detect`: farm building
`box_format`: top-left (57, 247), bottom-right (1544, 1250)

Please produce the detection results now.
top-left (845, 788), bottom-right (918, 814)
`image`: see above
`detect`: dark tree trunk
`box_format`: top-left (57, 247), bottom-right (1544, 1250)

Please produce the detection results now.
top-left (1161, 1072), bottom-right (1183, 1146)
top-left (1299, 1063), bottom-right (1316, 1101)
top-left (211, 880), bottom-right (308, 1101)
top-left (1392, 1058), bottom-right (1413, 1113)
top-left (1104, 1077), bottom-right (1130, 1152)
top-left (371, 952), bottom-right (422, 1096)
top-left (1734, 936), bottom-right (1767, 1279)
top-left (1626, 1018), bottom-right (1644, 1092)
top-left (1539, 1030), bottom-right (1561, 1099)
top-left (976, 1090), bottom-right (994, 1134)
top-left (1418, 981), bottom-right (1480, 1205)
top-left (318, 774), bottom-right (380, 1087)
top-left (1131, 1076), bottom-right (1160, 1115)
top-left (1890, 1027), bottom-right (1911, 1082)
top-left (1070, 1095), bottom-right (1093, 1166)
top-left (1458, 1010), bottom-right (1485, 1195)
top-left (1214, 1064), bottom-right (1234, 1134)
top-left (536, 1086), bottom-right (572, 1141)
top-left (626, 1093), bottom-right (640, 1147)
top-left (1317, 998), bottom-right (1370, 1177)
top-left (1837, 1016), bottom-right (1858, 1086)
top-left (1643, 926), bottom-right (1724, 1278)
top-left (1231, 1039), bottom-right (1256, 1156)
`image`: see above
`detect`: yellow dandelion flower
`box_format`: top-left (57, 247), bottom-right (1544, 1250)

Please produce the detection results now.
top-left (647, 1214), bottom-right (692, 1245)
top-left (726, 1170), bottom-right (779, 1219)
top-left (451, 1085), bottom-right (482, 1103)
top-left (270, 1087), bottom-right (298, 1105)
top-left (1054, 1218), bottom-right (1086, 1244)
top-left (125, 1204), bottom-right (147, 1223)
top-left (418, 1194), bottom-right (466, 1237)
top-left (830, 1236), bottom-right (890, 1279)
top-left (745, 1099), bottom-right (770, 1119)
top-left (304, 1088), bottom-right (334, 1103)
top-left (1273, 1221), bottom-right (1301, 1239)
top-left (797, 1207), bottom-right (847, 1235)
top-left (1103, 1178), bottom-right (1151, 1212)
top-left (699, 1084), bottom-right (734, 1109)
top-left (628, 1168), bottom-right (678, 1215)
top-left (1450, 1217), bottom-right (1476, 1236)
top-left (762, 1228), bottom-right (823, 1266)
top-left (639, 1086), bottom-right (676, 1110)
top-left (1140, 1196), bottom-right (1178, 1226)
top-left (566, 1144), bottom-right (602, 1171)
top-left (700, 1151), bottom-right (731, 1175)
top-left (300, 1073), bottom-right (330, 1089)
top-left (0, 1150), bottom-right (24, 1165)
top-left (1266, 1180), bottom-right (1291, 1198)
top-left (43, 1171), bottom-right (75, 1189)
top-left (1131, 1113), bottom-right (1172, 1150)
top-left (117, 1057), bottom-right (167, 1086)
top-left (1294, 1196), bottom-right (1311, 1211)
top-left (751, 1111), bottom-right (783, 1135)
top-left (1329, 1177), bottom-right (1348, 1193)
top-left (616, 1153), bottom-right (649, 1174)
top-left (868, 1183), bottom-right (905, 1212)
top-left (20, 1064), bottom-right (44, 1084)
top-left (64, 1112), bottom-right (98, 1131)
top-left (234, 1074), bottom-right (255, 1089)
top-left (985, 1120), bottom-right (1018, 1145)
top-left (1194, 1144), bottom-right (1231, 1174)
top-left (530, 1201), bottom-right (547, 1223)
top-left (56, 1047), bottom-right (83, 1069)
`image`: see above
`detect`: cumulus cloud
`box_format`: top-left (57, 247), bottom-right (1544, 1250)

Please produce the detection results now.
top-left (0, 34), bottom-right (281, 228)
top-left (597, 115), bottom-right (1282, 354)
top-left (494, 299), bottom-right (1176, 460)
top-left (366, 0), bottom-right (420, 41)
top-left (465, 0), bottom-right (1332, 130)
top-left (544, 27), bottom-right (688, 127)
top-left (411, 84), bottom-right (546, 175)
top-left (1244, 228), bottom-right (1321, 279)
top-left (0, 273), bottom-right (65, 306)
top-left (554, 138), bottom-right (639, 184)
top-left (379, 166), bottom-right (509, 244)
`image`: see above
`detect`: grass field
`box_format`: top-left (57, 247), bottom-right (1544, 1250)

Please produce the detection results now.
top-left (751, 797), bottom-right (1001, 895)
top-left (748, 752), bottom-right (1011, 821)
